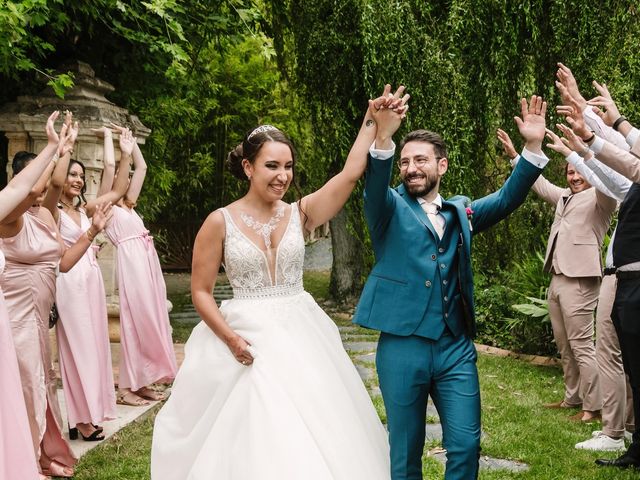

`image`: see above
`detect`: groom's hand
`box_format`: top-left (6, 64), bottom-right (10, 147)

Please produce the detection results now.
top-left (371, 84), bottom-right (409, 150)
top-left (514, 95), bottom-right (547, 154)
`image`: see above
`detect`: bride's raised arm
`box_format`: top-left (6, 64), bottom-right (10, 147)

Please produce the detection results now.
top-left (299, 85), bottom-right (409, 232)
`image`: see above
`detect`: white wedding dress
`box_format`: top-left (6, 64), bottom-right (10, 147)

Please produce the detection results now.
top-left (151, 203), bottom-right (390, 479)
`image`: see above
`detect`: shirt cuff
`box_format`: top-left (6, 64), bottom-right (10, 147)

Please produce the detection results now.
top-left (509, 154), bottom-right (520, 167)
top-left (565, 151), bottom-right (583, 165)
top-left (590, 136), bottom-right (605, 154)
top-left (626, 127), bottom-right (640, 147)
top-left (369, 140), bottom-right (396, 160)
top-left (521, 148), bottom-right (549, 168)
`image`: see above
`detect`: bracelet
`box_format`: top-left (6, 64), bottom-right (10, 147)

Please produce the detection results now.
top-left (582, 132), bottom-right (595, 144)
top-left (51, 153), bottom-right (59, 166)
top-left (86, 229), bottom-right (96, 242)
top-left (613, 115), bottom-right (628, 131)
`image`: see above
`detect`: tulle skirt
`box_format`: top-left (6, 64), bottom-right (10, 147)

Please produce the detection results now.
top-left (151, 291), bottom-right (390, 479)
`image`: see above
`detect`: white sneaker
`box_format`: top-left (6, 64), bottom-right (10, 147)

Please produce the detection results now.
top-left (575, 433), bottom-right (625, 451)
top-left (625, 430), bottom-right (633, 443)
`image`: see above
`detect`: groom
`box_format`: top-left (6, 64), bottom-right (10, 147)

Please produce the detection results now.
top-left (353, 96), bottom-right (549, 480)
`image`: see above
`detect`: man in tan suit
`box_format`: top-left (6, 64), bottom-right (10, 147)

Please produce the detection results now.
top-left (531, 160), bottom-right (616, 421)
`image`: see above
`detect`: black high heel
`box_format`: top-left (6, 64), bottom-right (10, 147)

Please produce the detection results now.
top-left (69, 425), bottom-right (105, 442)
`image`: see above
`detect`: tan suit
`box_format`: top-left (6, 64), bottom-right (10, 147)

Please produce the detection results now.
top-left (533, 176), bottom-right (616, 411)
top-left (592, 137), bottom-right (640, 435)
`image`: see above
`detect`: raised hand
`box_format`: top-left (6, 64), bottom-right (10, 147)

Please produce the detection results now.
top-left (91, 126), bottom-right (113, 139)
top-left (45, 111), bottom-right (61, 146)
top-left (59, 119), bottom-right (79, 158)
top-left (587, 81), bottom-right (621, 127)
top-left (514, 95), bottom-right (547, 152)
top-left (555, 83), bottom-right (591, 139)
top-left (118, 128), bottom-right (136, 156)
top-left (557, 123), bottom-right (589, 154)
top-left (90, 201), bottom-right (113, 232)
top-left (370, 84), bottom-right (410, 140)
top-left (556, 63), bottom-right (587, 109)
top-left (496, 128), bottom-right (518, 159)
top-left (544, 128), bottom-right (572, 157)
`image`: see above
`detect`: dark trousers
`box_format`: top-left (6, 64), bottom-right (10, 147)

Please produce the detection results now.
top-left (376, 332), bottom-right (481, 480)
top-left (612, 276), bottom-right (640, 458)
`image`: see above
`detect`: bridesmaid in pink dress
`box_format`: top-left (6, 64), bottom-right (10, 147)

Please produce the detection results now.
top-left (105, 125), bottom-right (177, 405)
top-left (0, 111), bottom-right (63, 480)
top-left (1, 112), bottom-right (112, 478)
top-left (42, 126), bottom-right (134, 441)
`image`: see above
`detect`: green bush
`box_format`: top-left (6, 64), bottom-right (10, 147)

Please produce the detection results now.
top-left (475, 249), bottom-right (556, 356)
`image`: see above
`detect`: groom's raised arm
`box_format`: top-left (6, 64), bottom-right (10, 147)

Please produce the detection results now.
top-left (471, 96), bottom-right (549, 233)
top-left (363, 93), bottom-right (406, 239)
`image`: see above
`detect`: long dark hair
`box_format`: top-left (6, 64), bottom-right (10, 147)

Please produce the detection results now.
top-left (226, 125), bottom-right (309, 229)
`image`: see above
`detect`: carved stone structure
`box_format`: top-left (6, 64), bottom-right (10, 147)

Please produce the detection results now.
top-left (0, 61), bottom-right (151, 343)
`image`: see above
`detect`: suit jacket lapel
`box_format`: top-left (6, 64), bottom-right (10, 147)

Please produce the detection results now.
top-left (445, 200), bottom-right (471, 253)
top-left (397, 184), bottom-right (439, 239)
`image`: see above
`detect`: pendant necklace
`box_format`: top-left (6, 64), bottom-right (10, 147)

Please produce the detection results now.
top-left (241, 205), bottom-right (285, 249)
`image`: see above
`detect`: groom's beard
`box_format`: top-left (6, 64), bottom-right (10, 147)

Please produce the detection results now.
top-left (402, 171), bottom-right (439, 198)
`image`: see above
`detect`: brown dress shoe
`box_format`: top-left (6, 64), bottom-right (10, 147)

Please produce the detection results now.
top-left (569, 410), bottom-right (602, 422)
top-left (543, 400), bottom-right (582, 409)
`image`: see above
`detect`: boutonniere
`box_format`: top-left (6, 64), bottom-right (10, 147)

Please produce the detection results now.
top-left (465, 203), bottom-right (474, 232)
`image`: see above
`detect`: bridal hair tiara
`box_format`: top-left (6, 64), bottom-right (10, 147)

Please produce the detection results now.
top-left (248, 124), bottom-right (279, 140)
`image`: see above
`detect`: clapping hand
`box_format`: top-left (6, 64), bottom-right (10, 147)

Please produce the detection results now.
top-left (46, 111), bottom-right (61, 146)
top-left (59, 111), bottom-right (79, 158)
top-left (514, 95), bottom-right (547, 152)
top-left (587, 81), bottom-right (621, 127)
top-left (90, 201), bottom-right (113, 232)
top-left (496, 129), bottom-right (518, 159)
top-left (118, 128), bottom-right (136, 156)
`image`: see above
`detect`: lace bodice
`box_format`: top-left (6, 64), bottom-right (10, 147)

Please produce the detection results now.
top-left (221, 203), bottom-right (305, 298)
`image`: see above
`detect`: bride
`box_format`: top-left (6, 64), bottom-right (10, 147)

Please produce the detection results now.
top-left (151, 86), bottom-right (408, 479)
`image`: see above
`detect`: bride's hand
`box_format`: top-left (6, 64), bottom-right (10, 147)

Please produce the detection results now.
top-left (227, 334), bottom-right (254, 366)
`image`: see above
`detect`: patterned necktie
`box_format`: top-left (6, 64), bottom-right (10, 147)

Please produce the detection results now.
top-left (422, 202), bottom-right (445, 239)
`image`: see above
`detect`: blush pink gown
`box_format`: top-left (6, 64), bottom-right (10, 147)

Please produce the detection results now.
top-left (56, 209), bottom-right (116, 427)
top-left (105, 206), bottom-right (177, 391)
top-left (0, 209), bottom-right (76, 470)
top-left (0, 249), bottom-right (40, 480)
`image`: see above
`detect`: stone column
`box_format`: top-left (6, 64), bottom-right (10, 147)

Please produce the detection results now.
top-left (0, 61), bottom-right (151, 345)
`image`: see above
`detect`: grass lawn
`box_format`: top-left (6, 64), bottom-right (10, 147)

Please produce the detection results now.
top-left (74, 271), bottom-right (637, 479)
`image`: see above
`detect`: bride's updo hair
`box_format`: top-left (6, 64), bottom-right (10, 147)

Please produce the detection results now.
top-left (226, 125), bottom-right (297, 181)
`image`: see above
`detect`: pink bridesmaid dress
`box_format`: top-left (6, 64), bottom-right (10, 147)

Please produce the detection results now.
top-left (0, 208), bottom-right (76, 469)
top-left (0, 249), bottom-right (40, 480)
top-left (105, 206), bottom-right (177, 391)
top-left (56, 209), bottom-right (116, 427)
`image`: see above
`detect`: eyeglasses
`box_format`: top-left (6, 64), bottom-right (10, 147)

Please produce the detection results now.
top-left (397, 157), bottom-right (442, 170)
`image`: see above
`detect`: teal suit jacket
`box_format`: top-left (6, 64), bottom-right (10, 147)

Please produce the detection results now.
top-left (353, 153), bottom-right (544, 337)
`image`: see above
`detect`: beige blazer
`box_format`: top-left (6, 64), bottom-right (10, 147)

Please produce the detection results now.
top-left (595, 136), bottom-right (640, 183)
top-left (533, 174), bottom-right (616, 278)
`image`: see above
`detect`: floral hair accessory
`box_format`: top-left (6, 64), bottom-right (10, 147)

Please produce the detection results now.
top-left (248, 124), bottom-right (279, 140)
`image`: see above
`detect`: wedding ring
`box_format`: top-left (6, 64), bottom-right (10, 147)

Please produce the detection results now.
top-left (241, 360), bottom-right (247, 365)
